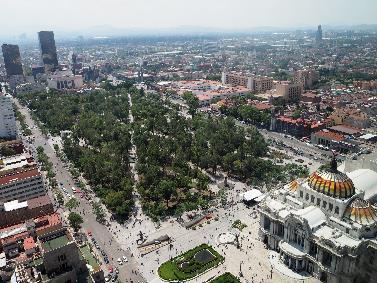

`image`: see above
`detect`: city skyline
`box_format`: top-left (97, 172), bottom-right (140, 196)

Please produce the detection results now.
top-left (1, 0), bottom-right (377, 38)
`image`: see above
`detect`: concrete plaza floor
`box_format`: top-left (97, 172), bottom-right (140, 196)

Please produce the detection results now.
top-left (106, 180), bottom-right (320, 283)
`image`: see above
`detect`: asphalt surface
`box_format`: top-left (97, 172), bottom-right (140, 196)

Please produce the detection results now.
top-left (13, 98), bottom-right (146, 283)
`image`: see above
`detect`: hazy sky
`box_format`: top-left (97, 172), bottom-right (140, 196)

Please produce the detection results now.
top-left (2, 0), bottom-right (376, 36)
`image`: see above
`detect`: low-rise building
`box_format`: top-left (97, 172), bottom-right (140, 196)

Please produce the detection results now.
top-left (0, 212), bottom-right (62, 258)
top-left (301, 92), bottom-right (321, 104)
top-left (311, 130), bottom-right (358, 153)
top-left (271, 116), bottom-right (327, 138)
top-left (0, 154), bottom-right (35, 175)
top-left (0, 195), bottom-right (54, 227)
top-left (328, 108), bottom-right (370, 129)
top-left (0, 140), bottom-right (25, 157)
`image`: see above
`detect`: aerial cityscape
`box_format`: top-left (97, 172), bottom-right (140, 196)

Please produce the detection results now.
top-left (0, 1), bottom-right (376, 283)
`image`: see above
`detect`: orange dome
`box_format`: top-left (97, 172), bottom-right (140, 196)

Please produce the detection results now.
top-left (307, 170), bottom-right (355, 199)
top-left (343, 198), bottom-right (377, 225)
top-left (288, 180), bottom-right (299, 192)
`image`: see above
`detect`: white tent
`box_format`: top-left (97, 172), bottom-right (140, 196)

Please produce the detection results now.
top-left (242, 189), bottom-right (264, 202)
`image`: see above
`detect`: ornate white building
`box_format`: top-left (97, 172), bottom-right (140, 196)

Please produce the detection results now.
top-left (258, 157), bottom-right (377, 283)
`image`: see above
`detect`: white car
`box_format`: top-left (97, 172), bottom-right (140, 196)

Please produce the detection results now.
top-left (117, 258), bottom-right (123, 265)
top-left (122, 255), bottom-right (128, 262)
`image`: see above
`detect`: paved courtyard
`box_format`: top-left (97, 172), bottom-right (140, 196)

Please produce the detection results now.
top-left (106, 180), bottom-right (320, 283)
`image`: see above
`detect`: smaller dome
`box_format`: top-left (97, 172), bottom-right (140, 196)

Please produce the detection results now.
top-left (288, 180), bottom-right (299, 192)
top-left (343, 198), bottom-right (377, 226)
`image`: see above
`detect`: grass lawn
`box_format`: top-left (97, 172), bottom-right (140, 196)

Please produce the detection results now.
top-left (209, 272), bottom-right (241, 283)
top-left (158, 244), bottom-right (224, 281)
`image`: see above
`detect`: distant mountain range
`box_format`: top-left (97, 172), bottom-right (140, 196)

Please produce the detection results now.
top-left (1, 24), bottom-right (377, 43)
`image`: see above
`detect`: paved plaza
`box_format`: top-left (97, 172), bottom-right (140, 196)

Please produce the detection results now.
top-left (106, 180), bottom-right (320, 283)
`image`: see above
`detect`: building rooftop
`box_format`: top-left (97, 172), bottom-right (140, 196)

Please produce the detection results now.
top-left (0, 168), bottom-right (41, 186)
top-left (0, 155), bottom-right (33, 172)
top-left (41, 234), bottom-right (70, 252)
top-left (329, 124), bottom-right (361, 135)
top-left (27, 195), bottom-right (51, 209)
top-left (314, 130), bottom-right (345, 142)
top-left (80, 245), bottom-right (100, 272)
top-left (3, 199), bottom-right (28, 211)
top-left (23, 237), bottom-right (36, 250)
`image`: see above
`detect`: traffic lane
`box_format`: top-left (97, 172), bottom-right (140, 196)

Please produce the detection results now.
top-left (261, 132), bottom-right (330, 160)
top-left (84, 226), bottom-right (140, 282)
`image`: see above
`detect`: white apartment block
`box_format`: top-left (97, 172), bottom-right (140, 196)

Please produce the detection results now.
top-left (221, 72), bottom-right (273, 93)
top-left (0, 167), bottom-right (46, 203)
top-left (0, 93), bottom-right (17, 139)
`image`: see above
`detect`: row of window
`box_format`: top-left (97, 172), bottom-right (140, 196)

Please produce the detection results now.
top-left (0, 184), bottom-right (44, 199)
top-left (0, 177), bottom-right (42, 190)
top-left (300, 191), bottom-right (340, 214)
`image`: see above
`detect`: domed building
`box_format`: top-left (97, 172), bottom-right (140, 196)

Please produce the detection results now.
top-left (258, 156), bottom-right (377, 283)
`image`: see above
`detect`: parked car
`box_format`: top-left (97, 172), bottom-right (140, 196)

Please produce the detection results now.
top-left (117, 258), bottom-right (123, 265)
top-left (122, 255), bottom-right (128, 263)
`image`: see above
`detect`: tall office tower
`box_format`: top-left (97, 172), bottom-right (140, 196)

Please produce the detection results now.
top-left (316, 25), bottom-right (323, 43)
top-left (38, 31), bottom-right (59, 72)
top-left (1, 44), bottom-right (24, 77)
top-left (0, 92), bottom-right (17, 139)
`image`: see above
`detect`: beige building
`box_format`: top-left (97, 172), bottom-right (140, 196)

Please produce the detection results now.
top-left (294, 69), bottom-right (318, 89)
top-left (221, 72), bottom-right (273, 93)
top-left (275, 81), bottom-right (303, 102)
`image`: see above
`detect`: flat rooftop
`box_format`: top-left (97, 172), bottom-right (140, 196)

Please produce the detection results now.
top-left (0, 168), bottom-right (41, 186)
top-left (41, 234), bottom-right (70, 252)
top-left (80, 245), bottom-right (100, 271)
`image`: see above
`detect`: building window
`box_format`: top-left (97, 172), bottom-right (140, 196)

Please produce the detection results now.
top-left (264, 217), bottom-right (271, 230)
top-left (335, 206), bottom-right (339, 214)
top-left (322, 250), bottom-right (332, 267)
top-left (311, 195), bottom-right (315, 203)
top-left (329, 203), bottom-right (333, 211)
top-left (317, 198), bottom-right (321, 206)
top-left (305, 193), bottom-right (309, 201)
top-left (322, 201), bottom-right (327, 208)
top-left (300, 191), bottom-right (303, 198)
top-left (58, 254), bottom-right (66, 262)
